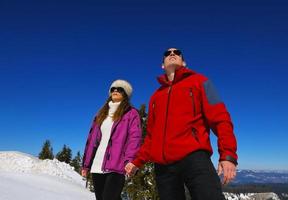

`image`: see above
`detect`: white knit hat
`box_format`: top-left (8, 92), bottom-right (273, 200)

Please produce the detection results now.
top-left (109, 79), bottom-right (133, 98)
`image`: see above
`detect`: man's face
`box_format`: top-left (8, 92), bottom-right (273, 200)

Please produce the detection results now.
top-left (163, 48), bottom-right (184, 69)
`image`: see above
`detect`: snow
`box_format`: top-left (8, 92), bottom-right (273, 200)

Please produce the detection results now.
top-left (0, 151), bottom-right (94, 200)
top-left (0, 151), bottom-right (283, 200)
top-left (224, 192), bottom-right (281, 200)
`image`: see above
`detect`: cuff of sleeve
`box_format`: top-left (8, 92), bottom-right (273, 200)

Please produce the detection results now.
top-left (124, 159), bottom-right (131, 166)
top-left (81, 166), bottom-right (90, 171)
top-left (220, 155), bottom-right (238, 166)
top-left (131, 158), bottom-right (145, 168)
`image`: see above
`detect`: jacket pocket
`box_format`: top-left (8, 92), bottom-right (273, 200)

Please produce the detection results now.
top-left (191, 127), bottom-right (199, 143)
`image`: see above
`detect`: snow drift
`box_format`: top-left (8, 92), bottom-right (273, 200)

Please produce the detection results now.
top-left (0, 151), bottom-right (94, 200)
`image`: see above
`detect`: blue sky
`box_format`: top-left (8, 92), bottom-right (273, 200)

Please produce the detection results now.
top-left (0, 0), bottom-right (288, 170)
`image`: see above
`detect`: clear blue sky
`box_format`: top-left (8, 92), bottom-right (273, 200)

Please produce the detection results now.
top-left (0, 0), bottom-right (287, 170)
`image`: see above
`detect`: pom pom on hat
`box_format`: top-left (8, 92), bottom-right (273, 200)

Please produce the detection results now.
top-left (109, 79), bottom-right (133, 98)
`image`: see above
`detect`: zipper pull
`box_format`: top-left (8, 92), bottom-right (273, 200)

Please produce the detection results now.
top-left (189, 88), bottom-right (193, 96)
top-left (168, 86), bottom-right (171, 93)
top-left (192, 127), bottom-right (196, 135)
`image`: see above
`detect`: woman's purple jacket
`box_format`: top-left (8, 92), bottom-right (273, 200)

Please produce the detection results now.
top-left (82, 107), bottom-right (142, 174)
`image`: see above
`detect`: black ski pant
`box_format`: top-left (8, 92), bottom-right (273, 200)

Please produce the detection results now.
top-left (155, 150), bottom-right (226, 200)
top-left (92, 172), bottom-right (125, 200)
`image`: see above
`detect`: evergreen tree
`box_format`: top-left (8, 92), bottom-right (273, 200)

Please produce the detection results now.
top-left (139, 104), bottom-right (147, 137)
top-left (124, 162), bottom-right (159, 200)
top-left (56, 145), bottom-right (72, 164)
top-left (123, 104), bottom-right (160, 200)
top-left (70, 151), bottom-right (82, 174)
top-left (38, 139), bottom-right (54, 160)
top-left (86, 173), bottom-right (94, 192)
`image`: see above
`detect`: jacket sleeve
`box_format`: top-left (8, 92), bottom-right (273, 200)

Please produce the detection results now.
top-left (132, 96), bottom-right (155, 168)
top-left (200, 79), bottom-right (238, 165)
top-left (123, 109), bottom-right (142, 164)
top-left (82, 116), bottom-right (97, 170)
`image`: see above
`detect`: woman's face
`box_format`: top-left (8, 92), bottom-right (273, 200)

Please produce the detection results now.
top-left (110, 87), bottom-right (125, 102)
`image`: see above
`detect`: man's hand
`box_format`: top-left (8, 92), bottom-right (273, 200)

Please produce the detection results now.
top-left (125, 162), bottom-right (138, 177)
top-left (81, 169), bottom-right (88, 178)
top-left (217, 161), bottom-right (236, 185)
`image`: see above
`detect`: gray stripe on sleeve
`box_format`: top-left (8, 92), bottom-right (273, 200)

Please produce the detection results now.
top-left (203, 80), bottom-right (222, 105)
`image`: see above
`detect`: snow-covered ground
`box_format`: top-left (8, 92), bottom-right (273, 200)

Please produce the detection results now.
top-left (0, 151), bottom-right (283, 200)
top-left (224, 192), bottom-right (280, 200)
top-left (0, 151), bottom-right (94, 200)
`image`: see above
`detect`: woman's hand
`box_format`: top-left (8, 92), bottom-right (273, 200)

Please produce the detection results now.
top-left (125, 162), bottom-right (138, 177)
top-left (81, 169), bottom-right (88, 178)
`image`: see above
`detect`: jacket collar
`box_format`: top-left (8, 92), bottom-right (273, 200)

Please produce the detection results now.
top-left (157, 66), bottom-right (196, 86)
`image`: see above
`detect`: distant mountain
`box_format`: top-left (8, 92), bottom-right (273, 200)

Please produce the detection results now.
top-left (233, 169), bottom-right (288, 184)
top-left (223, 170), bottom-right (288, 200)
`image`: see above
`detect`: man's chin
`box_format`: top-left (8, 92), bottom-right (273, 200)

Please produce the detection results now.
top-left (166, 64), bottom-right (182, 70)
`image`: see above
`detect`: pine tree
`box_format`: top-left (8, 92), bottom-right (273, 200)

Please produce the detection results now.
top-left (139, 104), bottom-right (147, 137)
top-left (56, 145), bottom-right (72, 164)
top-left (38, 139), bottom-right (54, 160)
top-left (70, 151), bottom-right (82, 174)
top-left (123, 104), bottom-right (160, 200)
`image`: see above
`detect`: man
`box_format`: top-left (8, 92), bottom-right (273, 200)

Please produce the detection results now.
top-left (125, 47), bottom-right (238, 200)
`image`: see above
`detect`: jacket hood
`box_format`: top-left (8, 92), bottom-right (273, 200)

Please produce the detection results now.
top-left (157, 66), bottom-right (196, 86)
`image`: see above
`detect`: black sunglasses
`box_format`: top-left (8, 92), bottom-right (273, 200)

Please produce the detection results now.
top-left (163, 49), bottom-right (182, 57)
top-left (110, 87), bottom-right (125, 94)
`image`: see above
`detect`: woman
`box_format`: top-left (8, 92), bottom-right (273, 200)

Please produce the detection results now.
top-left (81, 79), bottom-right (142, 200)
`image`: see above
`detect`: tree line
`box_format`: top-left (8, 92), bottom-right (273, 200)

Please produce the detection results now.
top-left (38, 140), bottom-right (82, 174)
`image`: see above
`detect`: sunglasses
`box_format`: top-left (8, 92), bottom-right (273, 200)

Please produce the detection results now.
top-left (163, 49), bottom-right (182, 57)
top-left (110, 87), bottom-right (125, 94)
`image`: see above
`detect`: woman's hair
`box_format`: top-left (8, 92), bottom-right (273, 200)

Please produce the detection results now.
top-left (95, 94), bottom-right (131, 125)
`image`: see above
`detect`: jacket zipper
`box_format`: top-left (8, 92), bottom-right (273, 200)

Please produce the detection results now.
top-left (189, 88), bottom-right (196, 117)
top-left (101, 138), bottom-right (112, 172)
top-left (101, 122), bottom-right (119, 172)
top-left (162, 85), bottom-right (172, 163)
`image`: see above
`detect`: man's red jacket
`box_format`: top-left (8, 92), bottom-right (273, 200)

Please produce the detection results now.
top-left (132, 66), bottom-right (238, 167)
